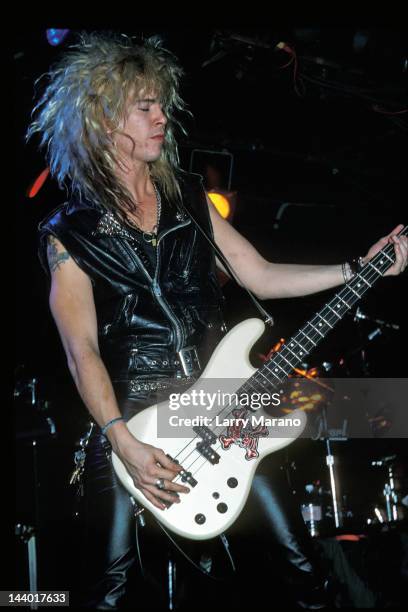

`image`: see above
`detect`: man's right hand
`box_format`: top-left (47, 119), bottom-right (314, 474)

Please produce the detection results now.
top-left (116, 437), bottom-right (191, 510)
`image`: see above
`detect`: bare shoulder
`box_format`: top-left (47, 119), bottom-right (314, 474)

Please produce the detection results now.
top-left (46, 235), bottom-right (71, 274)
top-left (46, 234), bottom-right (91, 290)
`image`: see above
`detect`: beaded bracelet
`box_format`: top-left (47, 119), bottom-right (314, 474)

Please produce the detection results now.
top-left (101, 416), bottom-right (125, 436)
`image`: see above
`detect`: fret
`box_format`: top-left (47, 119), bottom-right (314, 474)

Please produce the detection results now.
top-left (382, 251), bottom-right (394, 264)
top-left (255, 368), bottom-right (270, 384)
top-left (240, 382), bottom-right (254, 396)
top-left (299, 330), bottom-right (317, 346)
top-left (347, 285), bottom-right (361, 298)
top-left (254, 369), bottom-right (276, 390)
top-left (311, 323), bottom-right (325, 338)
top-left (357, 276), bottom-right (371, 288)
top-left (295, 340), bottom-right (308, 356)
top-left (368, 261), bottom-right (383, 275)
top-left (338, 296), bottom-right (351, 309)
top-left (242, 378), bottom-right (259, 395)
top-left (285, 344), bottom-right (301, 360)
top-left (327, 304), bottom-right (341, 319)
top-left (238, 387), bottom-right (252, 405)
top-left (278, 352), bottom-right (296, 370)
top-left (318, 314), bottom-right (333, 329)
top-left (266, 360), bottom-right (287, 376)
top-left (293, 338), bottom-right (308, 354)
top-left (264, 364), bottom-right (284, 382)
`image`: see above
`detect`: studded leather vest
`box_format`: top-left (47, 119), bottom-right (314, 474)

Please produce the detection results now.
top-left (38, 172), bottom-right (227, 384)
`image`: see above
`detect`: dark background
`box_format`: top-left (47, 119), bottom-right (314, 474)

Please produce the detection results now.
top-left (14, 27), bottom-right (408, 606)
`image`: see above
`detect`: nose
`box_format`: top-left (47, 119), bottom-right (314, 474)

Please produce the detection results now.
top-left (154, 104), bottom-right (167, 127)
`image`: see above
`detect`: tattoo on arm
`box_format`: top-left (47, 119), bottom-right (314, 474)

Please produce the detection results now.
top-left (47, 235), bottom-right (70, 272)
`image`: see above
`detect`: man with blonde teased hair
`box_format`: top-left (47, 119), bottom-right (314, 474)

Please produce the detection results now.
top-left (28, 31), bottom-right (407, 609)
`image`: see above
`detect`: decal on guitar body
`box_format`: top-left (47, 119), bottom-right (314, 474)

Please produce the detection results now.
top-left (219, 408), bottom-right (269, 460)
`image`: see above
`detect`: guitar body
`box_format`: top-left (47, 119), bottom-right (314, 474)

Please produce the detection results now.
top-left (112, 318), bottom-right (307, 540)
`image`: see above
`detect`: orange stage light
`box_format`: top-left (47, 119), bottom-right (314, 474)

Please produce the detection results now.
top-left (207, 192), bottom-right (231, 219)
top-left (27, 167), bottom-right (50, 198)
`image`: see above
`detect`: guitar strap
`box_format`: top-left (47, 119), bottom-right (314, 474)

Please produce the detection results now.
top-left (178, 197), bottom-right (274, 327)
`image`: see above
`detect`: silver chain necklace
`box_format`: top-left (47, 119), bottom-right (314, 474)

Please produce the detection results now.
top-left (124, 182), bottom-right (161, 246)
top-left (142, 182), bottom-right (161, 246)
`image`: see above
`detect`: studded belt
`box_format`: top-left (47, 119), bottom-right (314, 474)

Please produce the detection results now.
top-left (128, 377), bottom-right (194, 393)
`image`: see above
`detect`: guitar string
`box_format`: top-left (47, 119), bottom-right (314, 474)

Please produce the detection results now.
top-left (170, 231), bottom-right (405, 479)
top-left (180, 249), bottom-right (403, 482)
top-left (170, 257), bottom-right (392, 481)
top-left (178, 240), bottom-right (395, 430)
top-left (176, 256), bottom-right (398, 478)
top-left (184, 249), bottom-right (404, 475)
top-left (167, 229), bottom-right (406, 480)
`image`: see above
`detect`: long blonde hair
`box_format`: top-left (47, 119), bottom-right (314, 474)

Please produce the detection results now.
top-left (26, 31), bottom-right (190, 215)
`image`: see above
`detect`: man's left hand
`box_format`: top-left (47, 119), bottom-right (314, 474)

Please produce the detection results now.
top-left (363, 224), bottom-right (408, 276)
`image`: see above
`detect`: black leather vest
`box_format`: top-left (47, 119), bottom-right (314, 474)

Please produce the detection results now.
top-left (38, 172), bottom-right (227, 383)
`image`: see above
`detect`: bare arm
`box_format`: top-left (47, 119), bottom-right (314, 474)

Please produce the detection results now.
top-left (47, 235), bottom-right (188, 509)
top-left (47, 234), bottom-right (129, 450)
top-left (207, 197), bottom-right (407, 299)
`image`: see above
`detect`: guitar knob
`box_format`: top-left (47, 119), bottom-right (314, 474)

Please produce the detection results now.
top-left (195, 514), bottom-right (206, 525)
top-left (227, 477), bottom-right (238, 488)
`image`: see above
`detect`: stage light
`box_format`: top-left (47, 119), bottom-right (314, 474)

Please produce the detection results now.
top-left (46, 29), bottom-right (70, 47)
top-left (27, 167), bottom-right (50, 198)
top-left (190, 149), bottom-right (237, 220)
top-left (207, 191), bottom-right (231, 219)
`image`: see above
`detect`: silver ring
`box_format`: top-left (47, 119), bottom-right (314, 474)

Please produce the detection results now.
top-left (155, 478), bottom-right (165, 490)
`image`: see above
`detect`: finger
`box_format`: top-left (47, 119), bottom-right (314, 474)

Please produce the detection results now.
top-left (142, 488), bottom-right (167, 511)
top-left (154, 449), bottom-right (182, 472)
top-left (152, 466), bottom-right (189, 485)
top-left (153, 467), bottom-right (181, 480)
top-left (393, 238), bottom-right (406, 268)
top-left (151, 475), bottom-right (190, 494)
top-left (145, 484), bottom-right (181, 504)
top-left (389, 238), bottom-right (407, 273)
top-left (386, 224), bottom-right (404, 240)
top-left (399, 236), bottom-right (408, 259)
top-left (389, 237), bottom-right (400, 261)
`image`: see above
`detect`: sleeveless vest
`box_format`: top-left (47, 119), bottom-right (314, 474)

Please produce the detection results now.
top-left (38, 172), bottom-right (227, 383)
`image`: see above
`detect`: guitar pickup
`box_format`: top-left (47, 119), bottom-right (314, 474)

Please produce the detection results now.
top-left (196, 442), bottom-right (220, 465)
top-left (179, 469), bottom-right (197, 487)
top-left (193, 425), bottom-right (217, 445)
top-left (166, 454), bottom-right (197, 487)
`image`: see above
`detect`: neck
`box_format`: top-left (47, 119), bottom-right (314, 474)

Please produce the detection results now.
top-left (115, 159), bottom-right (155, 205)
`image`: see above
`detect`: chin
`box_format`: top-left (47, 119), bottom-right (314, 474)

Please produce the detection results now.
top-left (146, 151), bottom-right (163, 163)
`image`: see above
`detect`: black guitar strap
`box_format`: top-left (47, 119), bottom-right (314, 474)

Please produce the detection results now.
top-left (178, 198), bottom-right (275, 327)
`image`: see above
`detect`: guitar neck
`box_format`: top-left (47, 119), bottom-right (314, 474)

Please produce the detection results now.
top-left (245, 226), bottom-right (407, 394)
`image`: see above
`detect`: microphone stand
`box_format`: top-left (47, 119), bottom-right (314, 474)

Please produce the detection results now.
top-left (314, 402), bottom-right (347, 529)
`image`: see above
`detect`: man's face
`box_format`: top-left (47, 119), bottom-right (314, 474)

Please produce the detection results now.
top-left (113, 90), bottom-right (168, 165)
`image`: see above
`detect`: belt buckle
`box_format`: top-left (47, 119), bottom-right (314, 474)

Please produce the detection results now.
top-left (178, 346), bottom-right (200, 377)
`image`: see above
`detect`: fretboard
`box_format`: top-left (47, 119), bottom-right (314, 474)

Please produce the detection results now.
top-left (241, 226), bottom-right (407, 396)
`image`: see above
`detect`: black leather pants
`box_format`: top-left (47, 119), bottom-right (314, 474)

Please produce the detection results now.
top-left (75, 394), bottom-right (327, 609)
